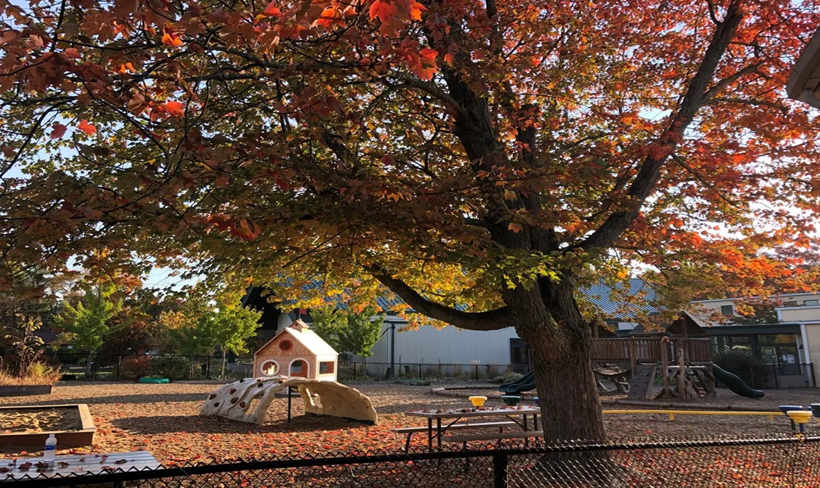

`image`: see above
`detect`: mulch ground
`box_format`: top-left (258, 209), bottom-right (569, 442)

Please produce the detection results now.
top-left (0, 382), bottom-right (816, 463)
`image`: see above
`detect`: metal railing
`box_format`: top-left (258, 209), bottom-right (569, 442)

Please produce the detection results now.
top-left (4, 434), bottom-right (820, 487)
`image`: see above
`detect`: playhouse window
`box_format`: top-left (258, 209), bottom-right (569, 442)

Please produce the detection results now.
top-left (291, 361), bottom-right (303, 374)
top-left (279, 339), bottom-right (293, 351)
top-left (319, 362), bottom-right (334, 374)
top-left (261, 360), bottom-right (279, 376)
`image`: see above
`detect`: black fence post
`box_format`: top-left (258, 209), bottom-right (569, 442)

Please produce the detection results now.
top-left (116, 356), bottom-right (122, 381)
top-left (493, 451), bottom-right (508, 488)
top-left (475, 364), bottom-right (479, 381)
top-left (206, 356), bottom-right (211, 380)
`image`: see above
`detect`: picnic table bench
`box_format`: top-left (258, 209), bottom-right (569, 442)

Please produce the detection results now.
top-left (392, 421), bottom-right (518, 452)
top-left (403, 406), bottom-right (541, 450)
top-left (1, 451), bottom-right (159, 482)
top-left (444, 430), bottom-right (544, 447)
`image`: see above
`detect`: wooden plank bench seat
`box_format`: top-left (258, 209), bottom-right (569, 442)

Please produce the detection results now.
top-left (392, 421), bottom-right (518, 451)
top-left (444, 430), bottom-right (544, 446)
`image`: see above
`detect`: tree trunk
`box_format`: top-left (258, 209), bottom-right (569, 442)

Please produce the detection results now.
top-left (85, 352), bottom-right (94, 379)
top-left (518, 323), bottom-right (605, 441)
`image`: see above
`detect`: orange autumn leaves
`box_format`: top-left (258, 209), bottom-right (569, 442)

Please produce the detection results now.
top-left (50, 103), bottom-right (185, 140)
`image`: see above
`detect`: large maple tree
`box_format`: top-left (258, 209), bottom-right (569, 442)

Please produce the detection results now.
top-left (2, 0), bottom-right (820, 439)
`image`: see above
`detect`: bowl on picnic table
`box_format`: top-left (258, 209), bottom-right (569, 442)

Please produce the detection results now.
top-left (469, 396), bottom-right (487, 407)
top-left (533, 397), bottom-right (540, 407)
top-left (502, 395), bottom-right (521, 407)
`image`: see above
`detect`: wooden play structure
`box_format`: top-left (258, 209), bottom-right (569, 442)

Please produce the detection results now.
top-left (253, 320), bottom-right (339, 381)
top-left (201, 377), bottom-right (379, 425)
top-left (591, 313), bottom-right (716, 400)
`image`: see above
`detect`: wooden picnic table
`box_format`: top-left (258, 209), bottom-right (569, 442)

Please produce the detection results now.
top-left (405, 406), bottom-right (540, 450)
top-left (1, 451), bottom-right (159, 481)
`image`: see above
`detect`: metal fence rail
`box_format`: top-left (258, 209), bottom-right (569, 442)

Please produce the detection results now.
top-left (5, 435), bottom-right (820, 487)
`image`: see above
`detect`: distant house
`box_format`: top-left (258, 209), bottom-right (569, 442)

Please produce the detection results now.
top-left (253, 320), bottom-right (339, 382)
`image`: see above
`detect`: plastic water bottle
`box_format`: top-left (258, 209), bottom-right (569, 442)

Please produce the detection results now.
top-left (44, 434), bottom-right (57, 462)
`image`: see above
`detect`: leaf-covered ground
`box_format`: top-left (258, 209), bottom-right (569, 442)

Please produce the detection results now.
top-left (0, 382), bottom-right (814, 463)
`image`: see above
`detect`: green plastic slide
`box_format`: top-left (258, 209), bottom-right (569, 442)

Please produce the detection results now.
top-left (712, 365), bottom-right (765, 399)
top-left (498, 371), bottom-right (536, 395)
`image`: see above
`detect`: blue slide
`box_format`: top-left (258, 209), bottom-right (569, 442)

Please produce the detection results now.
top-left (499, 371), bottom-right (536, 395)
top-left (713, 365), bottom-right (765, 399)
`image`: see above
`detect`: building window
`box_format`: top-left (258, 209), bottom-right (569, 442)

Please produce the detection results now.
top-left (261, 360), bottom-right (279, 376)
top-left (805, 300), bottom-right (819, 306)
top-left (510, 339), bottom-right (529, 367)
top-left (720, 305), bottom-right (734, 317)
top-left (319, 361), bottom-right (334, 374)
top-left (279, 339), bottom-right (293, 351)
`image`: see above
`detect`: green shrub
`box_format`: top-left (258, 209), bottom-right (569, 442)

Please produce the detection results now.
top-left (491, 371), bottom-right (524, 384)
top-left (714, 349), bottom-right (771, 389)
top-left (151, 356), bottom-right (195, 381)
top-left (119, 356), bottom-right (153, 381)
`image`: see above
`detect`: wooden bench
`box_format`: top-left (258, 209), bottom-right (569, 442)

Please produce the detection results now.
top-left (392, 421), bottom-right (518, 452)
top-left (444, 430), bottom-right (544, 447)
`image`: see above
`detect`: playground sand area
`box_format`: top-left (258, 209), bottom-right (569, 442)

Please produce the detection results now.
top-left (0, 407), bottom-right (81, 434)
top-left (0, 382), bottom-right (815, 463)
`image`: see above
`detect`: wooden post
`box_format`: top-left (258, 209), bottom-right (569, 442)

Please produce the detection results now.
top-left (660, 340), bottom-right (670, 398)
top-left (676, 340), bottom-right (687, 399)
top-left (629, 337), bottom-right (637, 375)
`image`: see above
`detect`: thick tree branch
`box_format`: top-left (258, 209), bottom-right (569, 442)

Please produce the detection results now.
top-left (576, 2), bottom-right (745, 251)
top-left (370, 270), bottom-right (512, 330)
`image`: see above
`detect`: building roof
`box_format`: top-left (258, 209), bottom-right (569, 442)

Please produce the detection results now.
top-left (582, 279), bottom-right (658, 319)
top-left (254, 319), bottom-right (338, 357)
top-left (246, 277), bottom-right (657, 322)
top-left (788, 26), bottom-right (820, 107)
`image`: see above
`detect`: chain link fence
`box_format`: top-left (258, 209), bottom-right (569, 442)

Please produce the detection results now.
top-left (4, 352), bottom-right (520, 382)
top-left (5, 435), bottom-right (820, 487)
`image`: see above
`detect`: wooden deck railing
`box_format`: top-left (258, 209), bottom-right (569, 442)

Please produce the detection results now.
top-left (592, 337), bottom-right (711, 365)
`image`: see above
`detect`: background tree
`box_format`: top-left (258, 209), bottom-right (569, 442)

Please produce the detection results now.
top-left (55, 284), bottom-right (124, 375)
top-left (2, 0), bottom-right (820, 440)
top-left (311, 306), bottom-right (385, 357)
top-left (97, 288), bottom-right (180, 361)
top-left (161, 289), bottom-right (262, 373)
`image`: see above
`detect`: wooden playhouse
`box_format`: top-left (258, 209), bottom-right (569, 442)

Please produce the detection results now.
top-left (253, 320), bottom-right (339, 382)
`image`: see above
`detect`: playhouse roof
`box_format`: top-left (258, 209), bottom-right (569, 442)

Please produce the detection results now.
top-left (254, 319), bottom-right (338, 357)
